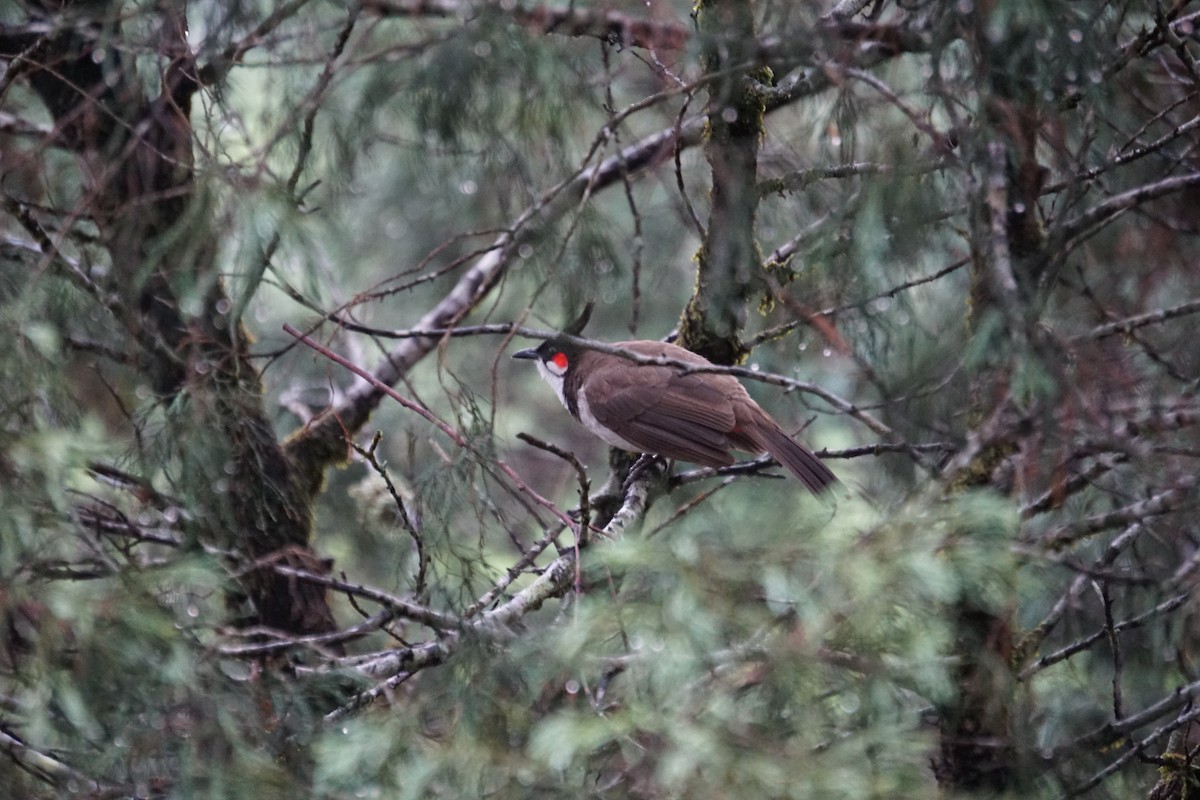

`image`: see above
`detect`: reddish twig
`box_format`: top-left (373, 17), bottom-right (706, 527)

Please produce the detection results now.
top-left (282, 323), bottom-right (579, 533)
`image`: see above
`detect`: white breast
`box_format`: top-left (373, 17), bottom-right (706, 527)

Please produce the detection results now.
top-left (534, 360), bottom-right (640, 452)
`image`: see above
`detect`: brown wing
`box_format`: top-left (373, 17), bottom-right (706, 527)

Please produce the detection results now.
top-left (589, 341), bottom-right (837, 492)
top-left (582, 342), bottom-right (743, 467)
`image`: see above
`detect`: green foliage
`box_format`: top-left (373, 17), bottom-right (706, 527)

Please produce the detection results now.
top-left (3, 0), bottom-right (1198, 797)
top-left (305, 487), bottom-right (1023, 798)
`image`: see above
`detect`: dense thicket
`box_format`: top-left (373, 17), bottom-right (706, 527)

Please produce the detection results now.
top-left (2, 1), bottom-right (1199, 797)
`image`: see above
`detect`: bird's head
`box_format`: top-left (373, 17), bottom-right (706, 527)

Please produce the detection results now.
top-left (512, 338), bottom-right (579, 395)
top-left (512, 303), bottom-right (593, 392)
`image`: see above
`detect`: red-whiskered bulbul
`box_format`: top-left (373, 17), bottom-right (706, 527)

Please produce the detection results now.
top-left (513, 336), bottom-right (837, 495)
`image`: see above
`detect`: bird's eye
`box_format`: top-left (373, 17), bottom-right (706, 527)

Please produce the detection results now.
top-left (551, 352), bottom-right (569, 370)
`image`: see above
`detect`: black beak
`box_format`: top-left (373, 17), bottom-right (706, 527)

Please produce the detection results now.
top-left (512, 348), bottom-right (539, 360)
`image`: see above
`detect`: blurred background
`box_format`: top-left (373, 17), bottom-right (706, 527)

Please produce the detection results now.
top-left (2, 0), bottom-right (1199, 797)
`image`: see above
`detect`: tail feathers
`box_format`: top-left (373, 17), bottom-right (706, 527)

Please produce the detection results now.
top-left (747, 424), bottom-right (837, 495)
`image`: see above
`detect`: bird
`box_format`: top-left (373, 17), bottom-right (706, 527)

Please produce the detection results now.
top-left (512, 333), bottom-right (837, 495)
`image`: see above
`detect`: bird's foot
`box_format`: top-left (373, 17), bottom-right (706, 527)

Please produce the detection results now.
top-left (622, 453), bottom-right (669, 493)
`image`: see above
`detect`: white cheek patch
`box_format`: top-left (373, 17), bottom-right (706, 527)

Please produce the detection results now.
top-left (535, 360), bottom-right (570, 411)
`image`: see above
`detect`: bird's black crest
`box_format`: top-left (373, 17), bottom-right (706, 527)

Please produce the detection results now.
top-left (563, 302), bottom-right (594, 336)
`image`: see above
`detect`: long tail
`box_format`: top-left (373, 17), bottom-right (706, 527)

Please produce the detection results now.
top-left (744, 421), bottom-right (838, 495)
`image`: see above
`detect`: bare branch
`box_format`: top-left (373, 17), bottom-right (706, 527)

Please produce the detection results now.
top-left (362, 0), bottom-right (690, 50)
top-left (284, 115), bottom-right (706, 456)
top-left (260, 565), bottom-right (457, 631)
top-left (1043, 480), bottom-right (1195, 549)
top-left (1075, 297), bottom-right (1200, 341)
top-left (0, 727), bottom-right (110, 795)
top-left (1062, 171), bottom-right (1200, 247)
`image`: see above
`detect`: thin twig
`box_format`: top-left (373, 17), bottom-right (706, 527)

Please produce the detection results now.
top-left (1076, 297), bottom-right (1200, 341)
top-left (283, 323), bottom-right (578, 533)
top-left (264, 563), bottom-right (457, 630)
top-left (1063, 703), bottom-right (1200, 798)
top-left (0, 727), bottom-right (109, 795)
top-left (517, 432), bottom-right (592, 594)
top-left (352, 432), bottom-right (427, 599)
top-left (1098, 582), bottom-right (1125, 721)
top-left (1020, 592), bottom-right (1191, 679)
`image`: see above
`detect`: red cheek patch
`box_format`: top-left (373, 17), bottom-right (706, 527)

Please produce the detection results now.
top-left (551, 352), bottom-right (569, 370)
